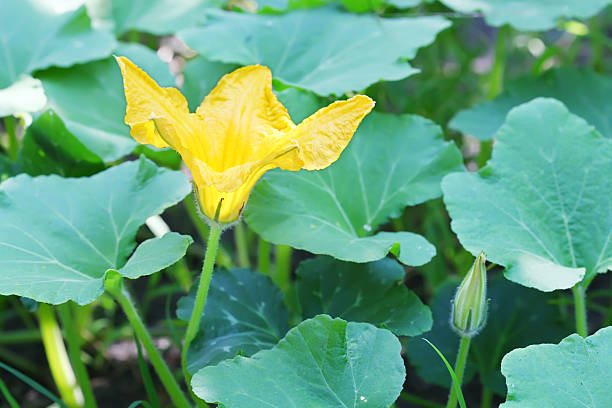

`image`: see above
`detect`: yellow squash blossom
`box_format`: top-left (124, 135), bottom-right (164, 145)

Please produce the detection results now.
top-left (116, 56), bottom-right (374, 224)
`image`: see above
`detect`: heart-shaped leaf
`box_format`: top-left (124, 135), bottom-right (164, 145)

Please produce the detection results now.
top-left (36, 43), bottom-right (174, 162)
top-left (0, 157), bottom-right (191, 305)
top-left (178, 8), bottom-right (450, 96)
top-left (443, 98), bottom-right (612, 291)
top-left (438, 0), bottom-right (610, 30)
top-left (191, 315), bottom-right (405, 408)
top-left (500, 326), bottom-right (612, 407)
top-left (246, 112), bottom-right (463, 266)
top-left (17, 110), bottom-right (105, 177)
top-left (0, 0), bottom-right (115, 89)
top-left (451, 68), bottom-right (612, 140)
top-left (296, 256), bottom-right (432, 336)
top-left (177, 268), bottom-right (289, 373)
top-left (404, 277), bottom-right (571, 393)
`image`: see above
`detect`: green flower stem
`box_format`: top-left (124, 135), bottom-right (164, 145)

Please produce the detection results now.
top-left (57, 303), bottom-right (97, 408)
top-left (488, 24), bottom-right (511, 100)
top-left (572, 284), bottom-right (588, 337)
top-left (184, 195), bottom-right (233, 269)
top-left (182, 225), bottom-right (222, 402)
top-left (37, 303), bottom-right (84, 408)
top-left (106, 278), bottom-right (191, 408)
top-left (4, 116), bottom-right (18, 161)
top-left (234, 221), bottom-right (250, 267)
top-left (446, 335), bottom-right (471, 408)
top-left (258, 237), bottom-right (271, 275)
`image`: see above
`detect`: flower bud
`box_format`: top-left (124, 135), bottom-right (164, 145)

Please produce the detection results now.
top-left (451, 252), bottom-right (487, 337)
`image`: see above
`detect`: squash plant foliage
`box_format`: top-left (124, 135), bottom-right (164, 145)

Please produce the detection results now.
top-left (0, 0), bottom-right (611, 407)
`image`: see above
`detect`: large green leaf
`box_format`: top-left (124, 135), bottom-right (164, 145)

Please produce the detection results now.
top-left (111, 0), bottom-right (222, 36)
top-left (178, 8), bottom-right (450, 96)
top-left (450, 68), bottom-right (612, 140)
top-left (176, 268), bottom-right (289, 373)
top-left (0, 0), bottom-right (115, 89)
top-left (500, 326), bottom-right (612, 407)
top-left (404, 277), bottom-right (570, 393)
top-left (17, 110), bottom-right (105, 177)
top-left (192, 315), bottom-right (405, 408)
top-left (0, 157), bottom-right (191, 305)
top-left (36, 43), bottom-right (174, 162)
top-left (246, 112), bottom-right (463, 265)
top-left (442, 98), bottom-right (612, 291)
top-left (438, 0), bottom-right (611, 30)
top-left (296, 257), bottom-right (432, 336)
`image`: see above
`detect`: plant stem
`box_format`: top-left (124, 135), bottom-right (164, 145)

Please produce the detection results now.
top-left (258, 237), bottom-right (271, 275)
top-left (57, 303), bottom-right (97, 408)
top-left (274, 245), bottom-right (292, 292)
top-left (4, 116), bottom-right (18, 161)
top-left (37, 303), bottom-right (84, 408)
top-left (572, 284), bottom-right (588, 337)
top-left (446, 336), bottom-right (471, 408)
top-left (234, 221), bottom-right (250, 267)
top-left (480, 387), bottom-right (493, 408)
top-left (106, 279), bottom-right (191, 408)
top-left (488, 24), bottom-right (511, 100)
top-left (182, 225), bottom-right (222, 401)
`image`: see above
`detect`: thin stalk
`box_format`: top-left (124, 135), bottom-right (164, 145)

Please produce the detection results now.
top-left (274, 245), bottom-right (292, 292)
top-left (481, 387), bottom-right (493, 408)
top-left (106, 279), bottom-right (191, 408)
top-left (258, 238), bottom-right (271, 275)
top-left (446, 336), bottom-right (471, 408)
top-left (0, 377), bottom-right (19, 408)
top-left (57, 303), bottom-right (97, 408)
top-left (572, 284), bottom-right (588, 337)
top-left (37, 303), bottom-right (84, 408)
top-left (488, 25), bottom-right (511, 100)
top-left (0, 329), bottom-right (41, 344)
top-left (182, 225), bottom-right (222, 403)
top-left (234, 221), bottom-right (250, 267)
top-left (4, 116), bottom-right (18, 161)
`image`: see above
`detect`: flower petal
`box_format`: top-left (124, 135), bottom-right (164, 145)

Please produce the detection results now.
top-left (288, 95), bottom-right (375, 170)
top-left (196, 65), bottom-right (295, 171)
top-left (115, 56), bottom-right (193, 149)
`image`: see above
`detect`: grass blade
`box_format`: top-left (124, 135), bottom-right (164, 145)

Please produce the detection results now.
top-left (422, 339), bottom-right (467, 408)
top-left (0, 360), bottom-right (67, 408)
top-left (0, 377), bottom-right (20, 408)
top-left (134, 335), bottom-right (161, 408)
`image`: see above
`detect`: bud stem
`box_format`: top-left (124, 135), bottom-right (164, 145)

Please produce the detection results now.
top-left (446, 335), bottom-right (471, 408)
top-left (572, 284), bottom-right (588, 337)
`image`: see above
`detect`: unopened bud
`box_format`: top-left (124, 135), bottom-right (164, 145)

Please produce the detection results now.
top-left (451, 252), bottom-right (487, 337)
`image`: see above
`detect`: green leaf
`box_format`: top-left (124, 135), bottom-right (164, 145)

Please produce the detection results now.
top-left (385, 0), bottom-right (422, 8)
top-left (443, 98), bottom-right (612, 291)
top-left (111, 0), bottom-right (222, 36)
top-left (0, 76), bottom-right (46, 117)
top-left (438, 0), bottom-right (611, 30)
top-left (404, 276), bottom-right (571, 393)
top-left (500, 326), bottom-right (612, 407)
top-left (191, 315), bottom-right (405, 408)
top-left (116, 232), bottom-right (193, 279)
top-left (0, 0), bottom-right (115, 88)
top-left (36, 43), bottom-right (174, 162)
top-left (178, 8), bottom-right (450, 96)
top-left (246, 112), bottom-right (463, 265)
top-left (176, 268), bottom-right (289, 373)
top-left (0, 157), bottom-right (191, 305)
top-left (17, 110), bottom-right (105, 177)
top-left (296, 256), bottom-right (432, 336)
top-left (180, 56), bottom-right (238, 111)
top-left (451, 68), bottom-right (612, 140)
top-left (276, 88), bottom-right (326, 124)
